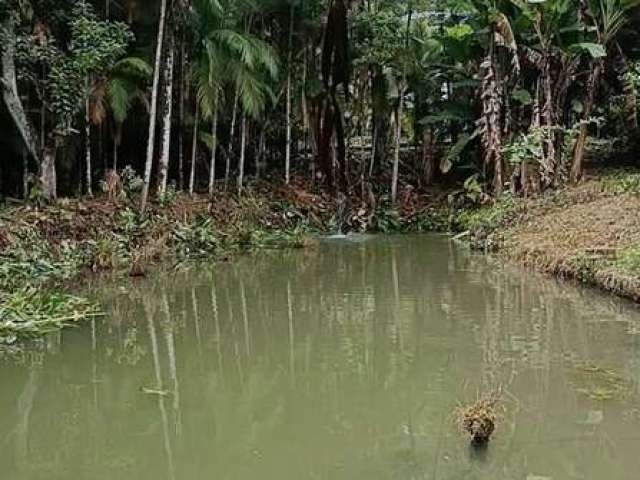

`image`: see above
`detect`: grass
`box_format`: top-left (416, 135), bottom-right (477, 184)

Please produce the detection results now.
top-left (0, 287), bottom-right (102, 344)
top-left (447, 170), bottom-right (640, 302)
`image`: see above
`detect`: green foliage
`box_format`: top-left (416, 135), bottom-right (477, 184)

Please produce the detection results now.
top-left (602, 170), bottom-right (640, 194)
top-left (172, 217), bottom-right (220, 257)
top-left (13, 0), bottom-right (133, 137)
top-left (374, 207), bottom-right (403, 233)
top-left (455, 194), bottom-right (518, 233)
top-left (0, 287), bottom-right (102, 344)
top-left (157, 185), bottom-right (179, 207)
top-left (615, 244), bottom-right (640, 273)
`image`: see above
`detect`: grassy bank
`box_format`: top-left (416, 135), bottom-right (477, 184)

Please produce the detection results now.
top-left (0, 186), bottom-right (316, 343)
top-left (0, 179), bottom-right (449, 344)
top-left (449, 169), bottom-right (640, 302)
top-left (5, 168), bottom-right (639, 344)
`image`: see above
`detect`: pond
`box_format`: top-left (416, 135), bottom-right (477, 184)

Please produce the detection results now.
top-left (2, 235), bottom-right (640, 479)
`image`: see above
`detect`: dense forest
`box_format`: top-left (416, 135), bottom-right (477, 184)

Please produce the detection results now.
top-left (1, 0), bottom-right (640, 208)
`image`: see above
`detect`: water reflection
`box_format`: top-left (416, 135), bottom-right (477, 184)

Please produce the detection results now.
top-left (1, 236), bottom-right (640, 479)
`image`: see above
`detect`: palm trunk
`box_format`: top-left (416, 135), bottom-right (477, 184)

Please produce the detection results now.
top-left (140, 0), bottom-right (169, 212)
top-left (178, 43), bottom-right (186, 191)
top-left (256, 127), bottom-right (265, 180)
top-left (284, 3), bottom-right (295, 185)
top-left (225, 87), bottom-right (239, 190)
top-left (85, 79), bottom-right (93, 197)
top-left (391, 3), bottom-right (413, 203)
top-left (113, 122), bottom-right (122, 170)
top-left (541, 56), bottom-right (556, 187)
top-left (158, 33), bottom-right (175, 196)
top-left (22, 148), bottom-right (28, 199)
top-left (391, 87), bottom-right (404, 204)
top-left (571, 62), bottom-right (601, 183)
top-left (208, 106), bottom-right (218, 196)
top-left (113, 137), bottom-right (118, 171)
top-left (189, 102), bottom-right (199, 195)
top-left (237, 115), bottom-right (247, 194)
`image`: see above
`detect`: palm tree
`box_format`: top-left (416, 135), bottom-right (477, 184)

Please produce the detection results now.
top-left (191, 0), bottom-right (279, 195)
top-left (570, 0), bottom-right (632, 182)
top-left (103, 57), bottom-right (152, 171)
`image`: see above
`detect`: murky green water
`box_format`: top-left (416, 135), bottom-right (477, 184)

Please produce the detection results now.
top-left (2, 236), bottom-right (640, 479)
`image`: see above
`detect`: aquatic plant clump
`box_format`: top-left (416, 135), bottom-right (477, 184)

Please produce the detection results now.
top-left (454, 391), bottom-right (502, 445)
top-left (0, 288), bottom-right (103, 344)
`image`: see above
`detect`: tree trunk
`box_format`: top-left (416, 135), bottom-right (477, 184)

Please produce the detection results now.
top-left (571, 63), bottom-right (601, 183)
top-left (140, 0), bottom-right (169, 212)
top-left (284, 3), bottom-right (295, 185)
top-left (541, 55), bottom-right (556, 187)
top-left (237, 115), bottom-right (247, 194)
top-left (189, 102), bottom-right (199, 195)
top-left (85, 79), bottom-right (93, 197)
top-left (208, 107), bottom-right (218, 196)
top-left (157, 33), bottom-right (175, 196)
top-left (40, 146), bottom-right (57, 202)
top-left (369, 123), bottom-right (378, 177)
top-left (225, 88), bottom-right (239, 190)
top-left (422, 127), bottom-right (436, 185)
top-left (22, 148), bottom-right (29, 200)
top-left (479, 32), bottom-right (504, 195)
top-left (113, 122), bottom-right (122, 170)
top-left (178, 43), bottom-right (186, 191)
top-left (113, 137), bottom-right (118, 171)
top-left (256, 127), bottom-right (265, 180)
top-left (391, 87), bottom-right (404, 204)
top-left (1, 18), bottom-right (39, 163)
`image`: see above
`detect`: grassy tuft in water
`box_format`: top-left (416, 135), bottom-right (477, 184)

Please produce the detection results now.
top-left (0, 287), bottom-right (102, 344)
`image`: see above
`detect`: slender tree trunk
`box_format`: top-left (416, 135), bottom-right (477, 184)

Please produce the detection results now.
top-left (22, 148), bottom-right (29, 200)
top-left (541, 55), bottom-right (556, 187)
top-left (391, 2), bottom-right (413, 203)
top-left (85, 79), bottom-right (93, 197)
top-left (140, 0), bottom-right (169, 212)
top-left (302, 46), bottom-right (311, 181)
top-left (285, 3), bottom-right (295, 185)
top-left (237, 115), bottom-right (247, 194)
top-left (189, 102), bottom-right (199, 195)
top-left (178, 43), bottom-right (186, 191)
top-left (225, 88), bottom-right (239, 190)
top-left (256, 127), bottom-right (265, 180)
top-left (369, 122), bottom-right (378, 177)
top-left (158, 33), bottom-right (175, 195)
top-left (571, 63), bottom-right (601, 183)
top-left (113, 137), bottom-right (118, 171)
top-left (113, 122), bottom-right (122, 170)
top-left (391, 87), bottom-right (404, 204)
top-left (208, 106), bottom-right (218, 196)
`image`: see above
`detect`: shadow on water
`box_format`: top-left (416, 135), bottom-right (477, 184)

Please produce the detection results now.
top-left (2, 235), bottom-right (640, 479)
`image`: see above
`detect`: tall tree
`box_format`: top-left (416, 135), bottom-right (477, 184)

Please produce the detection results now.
top-left (141, 0), bottom-right (170, 212)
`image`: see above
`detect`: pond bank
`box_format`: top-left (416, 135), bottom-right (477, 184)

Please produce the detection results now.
top-left (3, 169), bottom-right (640, 343)
top-left (452, 169), bottom-right (640, 303)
